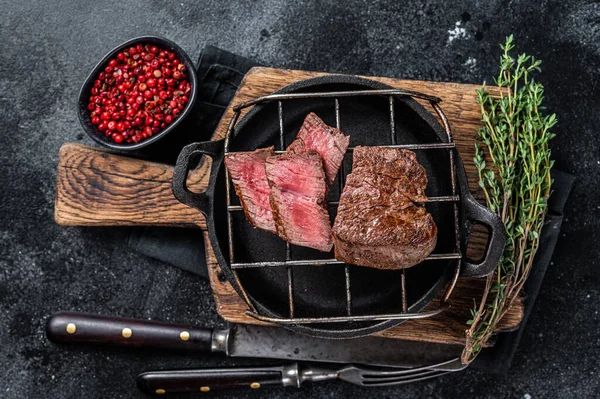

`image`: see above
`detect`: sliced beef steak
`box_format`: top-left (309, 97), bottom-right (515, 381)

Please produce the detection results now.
top-left (224, 147), bottom-right (276, 233)
top-left (287, 112), bottom-right (350, 187)
top-left (265, 150), bottom-right (333, 252)
top-left (332, 146), bottom-right (437, 269)
top-left (224, 113), bottom-right (347, 251)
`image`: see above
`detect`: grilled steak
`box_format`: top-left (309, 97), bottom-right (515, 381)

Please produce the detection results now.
top-left (265, 150), bottom-right (333, 252)
top-left (225, 113), bottom-right (348, 251)
top-left (224, 147), bottom-right (276, 233)
top-left (287, 112), bottom-right (350, 187)
top-left (332, 146), bottom-right (437, 269)
top-left (351, 147), bottom-right (428, 203)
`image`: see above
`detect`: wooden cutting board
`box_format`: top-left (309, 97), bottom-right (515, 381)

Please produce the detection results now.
top-left (55, 67), bottom-right (523, 346)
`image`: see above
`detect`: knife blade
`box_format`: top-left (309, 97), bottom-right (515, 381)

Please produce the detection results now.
top-left (229, 323), bottom-right (463, 369)
top-left (46, 311), bottom-right (463, 368)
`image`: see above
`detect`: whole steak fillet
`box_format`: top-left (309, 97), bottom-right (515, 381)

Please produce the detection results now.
top-left (224, 147), bottom-right (276, 233)
top-left (265, 150), bottom-right (333, 252)
top-left (332, 146), bottom-right (437, 269)
top-left (287, 112), bottom-right (350, 187)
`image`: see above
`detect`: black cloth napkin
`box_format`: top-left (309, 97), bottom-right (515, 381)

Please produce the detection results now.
top-left (126, 46), bottom-right (574, 372)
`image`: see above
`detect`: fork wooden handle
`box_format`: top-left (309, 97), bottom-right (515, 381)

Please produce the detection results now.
top-left (137, 366), bottom-right (288, 394)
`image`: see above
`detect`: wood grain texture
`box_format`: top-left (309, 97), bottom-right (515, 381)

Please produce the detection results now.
top-left (55, 143), bottom-right (207, 228)
top-left (204, 67), bottom-right (521, 344)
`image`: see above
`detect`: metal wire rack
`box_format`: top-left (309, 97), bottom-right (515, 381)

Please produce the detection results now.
top-left (223, 88), bottom-right (462, 326)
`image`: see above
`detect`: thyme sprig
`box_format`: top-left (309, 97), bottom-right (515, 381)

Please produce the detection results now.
top-left (462, 35), bottom-right (556, 363)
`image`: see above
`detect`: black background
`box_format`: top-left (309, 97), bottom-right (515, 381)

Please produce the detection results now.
top-left (1, 1), bottom-right (598, 398)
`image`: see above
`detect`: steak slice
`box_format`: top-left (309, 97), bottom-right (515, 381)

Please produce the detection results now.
top-left (265, 150), bottom-right (333, 252)
top-left (287, 112), bottom-right (350, 187)
top-left (332, 146), bottom-right (437, 269)
top-left (224, 147), bottom-right (276, 233)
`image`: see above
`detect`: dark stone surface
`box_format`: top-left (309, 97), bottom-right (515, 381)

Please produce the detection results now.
top-left (0, 0), bottom-right (598, 398)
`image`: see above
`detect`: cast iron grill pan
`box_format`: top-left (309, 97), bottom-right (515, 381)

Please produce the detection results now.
top-left (172, 75), bottom-right (505, 339)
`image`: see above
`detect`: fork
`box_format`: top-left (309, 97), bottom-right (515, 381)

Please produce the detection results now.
top-left (137, 358), bottom-right (466, 394)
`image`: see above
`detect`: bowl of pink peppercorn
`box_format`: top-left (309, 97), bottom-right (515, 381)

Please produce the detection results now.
top-left (78, 36), bottom-right (198, 150)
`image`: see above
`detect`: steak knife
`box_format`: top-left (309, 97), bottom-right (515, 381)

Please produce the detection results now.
top-left (46, 311), bottom-right (463, 368)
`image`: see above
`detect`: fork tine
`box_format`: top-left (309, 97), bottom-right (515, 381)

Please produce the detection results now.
top-left (362, 370), bottom-right (454, 386)
top-left (359, 357), bottom-right (464, 378)
top-left (362, 369), bottom-right (442, 383)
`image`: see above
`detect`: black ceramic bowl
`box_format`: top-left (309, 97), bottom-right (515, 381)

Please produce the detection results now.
top-left (78, 36), bottom-right (198, 151)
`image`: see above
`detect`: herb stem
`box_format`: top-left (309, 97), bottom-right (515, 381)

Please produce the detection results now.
top-left (462, 35), bottom-right (555, 364)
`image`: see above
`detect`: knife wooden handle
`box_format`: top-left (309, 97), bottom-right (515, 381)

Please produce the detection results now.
top-left (54, 143), bottom-right (208, 229)
top-left (137, 367), bottom-right (287, 394)
top-left (46, 311), bottom-right (220, 352)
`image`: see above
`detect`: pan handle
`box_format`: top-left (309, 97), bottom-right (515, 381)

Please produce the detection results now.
top-left (172, 140), bottom-right (225, 217)
top-left (459, 193), bottom-right (506, 277)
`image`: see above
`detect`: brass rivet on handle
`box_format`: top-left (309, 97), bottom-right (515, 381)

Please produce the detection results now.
top-left (200, 386), bottom-right (210, 392)
top-left (65, 323), bottom-right (76, 334)
top-left (155, 388), bottom-right (166, 394)
top-left (180, 331), bottom-right (190, 341)
top-left (122, 328), bottom-right (132, 338)
top-left (250, 382), bottom-right (260, 389)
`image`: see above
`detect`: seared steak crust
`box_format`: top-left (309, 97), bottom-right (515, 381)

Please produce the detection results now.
top-left (332, 146), bottom-right (437, 269)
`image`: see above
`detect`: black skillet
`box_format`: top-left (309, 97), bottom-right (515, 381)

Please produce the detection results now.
top-left (172, 75), bottom-right (505, 339)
